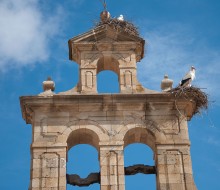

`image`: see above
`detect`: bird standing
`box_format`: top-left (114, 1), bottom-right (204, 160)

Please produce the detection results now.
top-left (179, 66), bottom-right (196, 87)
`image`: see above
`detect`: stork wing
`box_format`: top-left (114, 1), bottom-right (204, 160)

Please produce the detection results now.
top-left (182, 71), bottom-right (192, 80)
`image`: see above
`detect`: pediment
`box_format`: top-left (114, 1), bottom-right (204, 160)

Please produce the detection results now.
top-left (68, 25), bottom-right (145, 62)
top-left (69, 25), bottom-right (144, 43)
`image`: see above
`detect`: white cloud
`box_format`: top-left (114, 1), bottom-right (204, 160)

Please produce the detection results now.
top-left (206, 136), bottom-right (220, 147)
top-left (138, 23), bottom-right (220, 103)
top-left (0, 0), bottom-right (63, 71)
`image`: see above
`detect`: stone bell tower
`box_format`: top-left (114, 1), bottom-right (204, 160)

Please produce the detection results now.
top-left (20, 11), bottom-right (197, 190)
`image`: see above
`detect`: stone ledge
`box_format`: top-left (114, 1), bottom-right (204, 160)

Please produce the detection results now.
top-left (32, 142), bottom-right (67, 148)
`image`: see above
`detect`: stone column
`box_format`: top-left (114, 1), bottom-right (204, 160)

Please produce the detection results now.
top-left (99, 143), bottom-right (125, 190)
top-left (30, 144), bottom-right (67, 190)
top-left (156, 146), bottom-right (197, 190)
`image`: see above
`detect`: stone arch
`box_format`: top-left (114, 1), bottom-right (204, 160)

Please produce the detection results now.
top-left (67, 128), bottom-right (100, 151)
top-left (97, 55), bottom-right (120, 76)
top-left (123, 126), bottom-right (156, 151)
top-left (60, 119), bottom-right (109, 151)
top-left (116, 116), bottom-right (166, 145)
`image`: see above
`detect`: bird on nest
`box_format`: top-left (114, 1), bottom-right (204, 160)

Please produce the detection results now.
top-left (179, 66), bottom-right (196, 87)
top-left (117, 15), bottom-right (124, 21)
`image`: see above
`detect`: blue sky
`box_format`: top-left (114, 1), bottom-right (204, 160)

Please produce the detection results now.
top-left (0, 0), bottom-right (220, 189)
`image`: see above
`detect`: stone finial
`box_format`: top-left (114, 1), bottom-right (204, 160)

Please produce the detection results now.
top-left (161, 75), bottom-right (173, 92)
top-left (100, 10), bottom-right (111, 22)
top-left (43, 77), bottom-right (55, 91)
top-left (38, 77), bottom-right (55, 96)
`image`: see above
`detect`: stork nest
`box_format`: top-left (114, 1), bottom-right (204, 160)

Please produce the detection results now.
top-left (96, 18), bottom-right (139, 37)
top-left (169, 86), bottom-right (208, 115)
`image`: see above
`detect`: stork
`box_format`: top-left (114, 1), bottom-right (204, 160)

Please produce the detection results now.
top-left (117, 15), bottom-right (124, 21)
top-left (179, 66), bottom-right (196, 87)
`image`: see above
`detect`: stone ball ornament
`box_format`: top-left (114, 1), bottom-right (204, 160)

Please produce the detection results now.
top-left (43, 77), bottom-right (55, 92)
top-left (161, 75), bottom-right (173, 92)
top-left (100, 10), bottom-right (111, 22)
top-left (38, 76), bottom-right (55, 96)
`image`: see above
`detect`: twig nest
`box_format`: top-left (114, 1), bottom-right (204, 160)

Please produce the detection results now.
top-left (161, 75), bottom-right (173, 91)
top-left (100, 10), bottom-right (111, 22)
top-left (96, 18), bottom-right (139, 37)
top-left (169, 86), bottom-right (208, 115)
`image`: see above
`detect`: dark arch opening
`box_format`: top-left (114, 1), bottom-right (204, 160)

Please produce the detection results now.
top-left (124, 143), bottom-right (156, 190)
top-left (67, 144), bottom-right (100, 190)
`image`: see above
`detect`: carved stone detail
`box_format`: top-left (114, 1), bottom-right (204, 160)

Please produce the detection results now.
top-left (22, 105), bottom-right (34, 124)
top-left (40, 153), bottom-right (60, 188)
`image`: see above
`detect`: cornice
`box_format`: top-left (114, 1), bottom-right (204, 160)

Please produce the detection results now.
top-left (20, 93), bottom-right (196, 124)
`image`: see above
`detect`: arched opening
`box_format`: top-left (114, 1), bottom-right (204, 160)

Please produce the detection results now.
top-left (97, 56), bottom-right (120, 93)
top-left (124, 143), bottom-right (156, 190)
top-left (67, 145), bottom-right (100, 190)
top-left (97, 70), bottom-right (119, 93)
top-left (66, 129), bottom-right (100, 190)
top-left (123, 127), bottom-right (156, 190)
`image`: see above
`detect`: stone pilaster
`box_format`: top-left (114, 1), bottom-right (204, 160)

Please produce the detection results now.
top-left (30, 145), bottom-right (67, 190)
top-left (156, 146), bottom-right (197, 190)
top-left (99, 143), bottom-right (125, 190)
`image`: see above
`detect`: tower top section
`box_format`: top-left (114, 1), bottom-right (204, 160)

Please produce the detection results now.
top-left (62, 12), bottom-right (156, 94)
top-left (68, 16), bottom-right (145, 63)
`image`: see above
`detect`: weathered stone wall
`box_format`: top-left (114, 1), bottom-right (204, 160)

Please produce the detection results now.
top-left (21, 94), bottom-right (197, 190)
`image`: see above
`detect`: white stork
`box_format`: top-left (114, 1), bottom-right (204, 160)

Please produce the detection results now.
top-left (179, 66), bottom-right (196, 87)
top-left (117, 15), bottom-right (124, 21)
